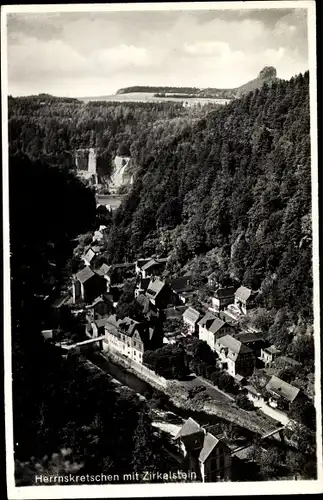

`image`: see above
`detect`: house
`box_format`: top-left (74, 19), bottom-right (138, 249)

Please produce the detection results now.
top-left (234, 286), bottom-right (257, 314)
top-left (92, 226), bottom-right (107, 243)
top-left (135, 258), bottom-right (152, 276)
top-left (140, 257), bottom-right (168, 279)
top-left (215, 335), bottom-right (255, 378)
top-left (87, 317), bottom-right (111, 339)
top-left (146, 278), bottom-right (171, 310)
top-left (41, 329), bottom-right (60, 341)
top-left (73, 266), bottom-right (107, 304)
top-left (211, 287), bottom-right (236, 312)
top-left (83, 245), bottom-right (101, 266)
top-left (85, 293), bottom-right (114, 322)
top-left (260, 345), bottom-right (281, 366)
top-left (170, 276), bottom-right (195, 304)
top-left (104, 263), bottom-right (134, 290)
top-left (207, 273), bottom-right (220, 289)
top-left (174, 417), bottom-right (232, 482)
top-left (198, 312), bottom-right (236, 351)
top-left (183, 307), bottom-right (201, 334)
top-left (134, 277), bottom-right (151, 298)
top-left (234, 331), bottom-right (267, 357)
top-left (103, 314), bottom-right (155, 363)
top-left (265, 375), bottom-right (301, 410)
top-left (244, 384), bottom-right (264, 404)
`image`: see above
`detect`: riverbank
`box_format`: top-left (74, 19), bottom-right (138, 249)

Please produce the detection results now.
top-left (93, 348), bottom-right (279, 438)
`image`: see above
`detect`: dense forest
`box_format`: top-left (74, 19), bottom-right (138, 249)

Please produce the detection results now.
top-left (103, 72), bottom-right (314, 367)
top-left (7, 70), bottom-right (316, 481)
top-left (9, 155), bottom-right (164, 484)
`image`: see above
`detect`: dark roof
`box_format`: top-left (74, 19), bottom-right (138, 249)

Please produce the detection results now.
top-left (136, 277), bottom-right (150, 291)
top-left (214, 286), bottom-right (236, 299)
top-left (235, 332), bottom-right (264, 344)
top-left (52, 292), bottom-right (71, 308)
top-left (171, 276), bottom-right (193, 294)
top-left (174, 417), bottom-right (201, 440)
top-left (199, 433), bottom-right (220, 463)
top-left (76, 266), bottom-right (95, 283)
top-left (183, 307), bottom-right (200, 324)
top-left (266, 376), bottom-right (300, 402)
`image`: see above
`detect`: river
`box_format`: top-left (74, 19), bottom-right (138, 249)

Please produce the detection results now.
top-left (96, 194), bottom-right (124, 210)
top-left (86, 351), bottom-right (256, 440)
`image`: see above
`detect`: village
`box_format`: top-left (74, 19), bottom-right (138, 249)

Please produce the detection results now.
top-left (40, 203), bottom-right (311, 482)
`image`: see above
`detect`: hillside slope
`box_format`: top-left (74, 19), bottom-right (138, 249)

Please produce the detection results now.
top-left (105, 72), bottom-right (312, 349)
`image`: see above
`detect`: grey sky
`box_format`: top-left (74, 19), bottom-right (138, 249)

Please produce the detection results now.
top-left (6, 7), bottom-right (309, 97)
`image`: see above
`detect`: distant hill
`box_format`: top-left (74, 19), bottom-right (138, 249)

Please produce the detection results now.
top-left (116, 86), bottom-right (200, 95)
top-left (116, 67), bottom-right (278, 100)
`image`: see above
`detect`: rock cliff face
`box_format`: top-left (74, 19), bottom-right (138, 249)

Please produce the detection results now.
top-left (109, 155), bottom-right (133, 193)
top-left (235, 66), bottom-right (277, 97)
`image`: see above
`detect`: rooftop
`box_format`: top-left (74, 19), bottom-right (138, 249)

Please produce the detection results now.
top-left (199, 433), bottom-right (220, 463)
top-left (76, 266), bottom-right (95, 284)
top-left (266, 375), bottom-right (300, 403)
top-left (234, 286), bottom-right (255, 301)
top-left (216, 334), bottom-right (253, 356)
top-left (183, 306), bottom-right (200, 324)
top-left (264, 345), bottom-right (281, 355)
top-left (174, 417), bottom-right (202, 440)
top-left (146, 278), bottom-right (166, 299)
top-left (214, 286), bottom-right (236, 299)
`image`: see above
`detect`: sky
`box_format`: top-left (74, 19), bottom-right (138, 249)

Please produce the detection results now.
top-left (6, 6), bottom-right (309, 98)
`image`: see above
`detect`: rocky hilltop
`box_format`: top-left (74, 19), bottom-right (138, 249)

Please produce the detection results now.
top-left (116, 67), bottom-right (278, 100)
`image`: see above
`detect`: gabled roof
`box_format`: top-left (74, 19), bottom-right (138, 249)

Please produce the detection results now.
top-left (216, 334), bottom-right (253, 355)
top-left (234, 286), bottom-right (254, 301)
top-left (198, 311), bottom-right (217, 328)
top-left (266, 375), bottom-right (300, 403)
top-left (84, 248), bottom-right (96, 263)
top-left (146, 278), bottom-right (166, 299)
top-left (199, 433), bottom-right (220, 463)
top-left (95, 263), bottom-right (110, 276)
top-left (93, 318), bottom-right (111, 329)
top-left (76, 266), bottom-right (95, 283)
top-left (174, 417), bottom-right (201, 440)
top-left (208, 317), bottom-right (226, 334)
top-left (87, 293), bottom-right (112, 308)
top-left (104, 314), bottom-right (141, 338)
top-left (136, 258), bottom-right (152, 269)
top-left (214, 286), bottom-right (236, 299)
top-left (141, 258), bottom-right (159, 271)
top-left (183, 307), bottom-right (200, 324)
top-left (52, 292), bottom-right (72, 308)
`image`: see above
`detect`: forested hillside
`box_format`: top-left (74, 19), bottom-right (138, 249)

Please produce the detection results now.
top-left (8, 95), bottom-right (216, 172)
top-left (104, 72), bottom-right (313, 358)
top-left (10, 155), bottom-right (163, 483)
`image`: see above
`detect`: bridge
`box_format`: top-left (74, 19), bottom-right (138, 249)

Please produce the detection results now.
top-left (56, 335), bottom-right (105, 351)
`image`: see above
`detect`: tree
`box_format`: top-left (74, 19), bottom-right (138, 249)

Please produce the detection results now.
top-left (132, 409), bottom-right (158, 476)
top-left (235, 393), bottom-right (254, 411)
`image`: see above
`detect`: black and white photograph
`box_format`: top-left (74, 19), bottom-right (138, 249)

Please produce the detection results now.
top-left (2, 1), bottom-right (321, 498)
